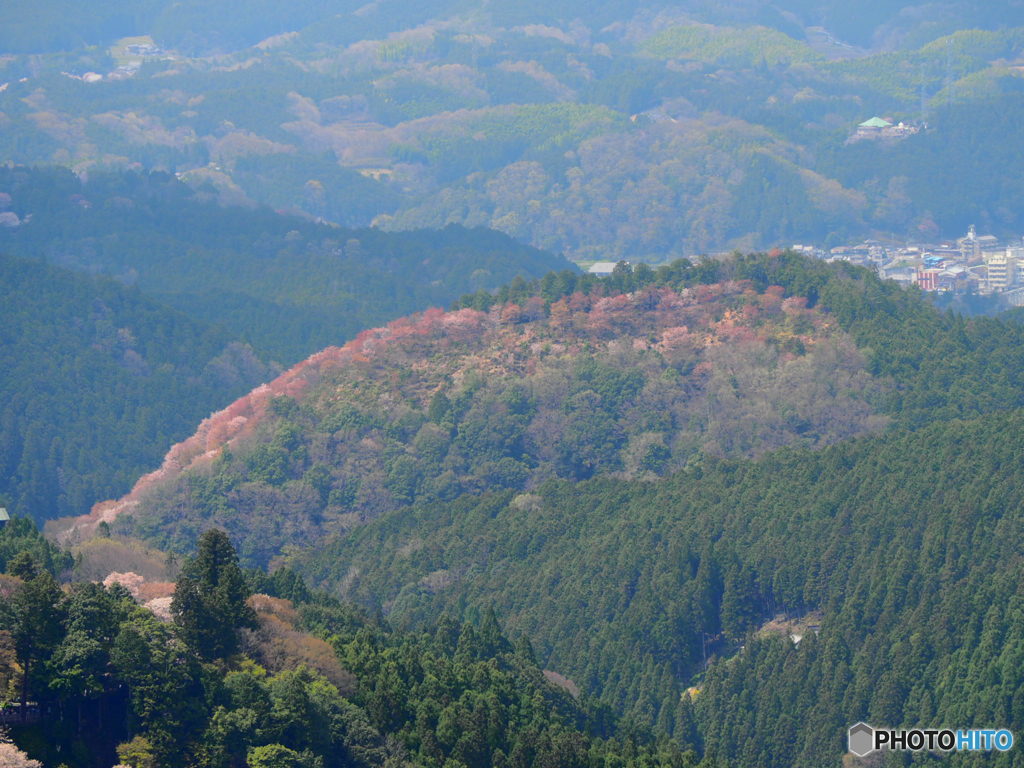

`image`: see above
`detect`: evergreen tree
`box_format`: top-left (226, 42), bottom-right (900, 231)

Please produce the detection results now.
top-left (9, 570), bottom-right (65, 718)
top-left (171, 529), bottom-right (257, 661)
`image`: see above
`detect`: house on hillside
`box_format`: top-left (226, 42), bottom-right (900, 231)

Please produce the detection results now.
top-left (856, 116), bottom-right (892, 136)
top-left (850, 117), bottom-right (921, 142)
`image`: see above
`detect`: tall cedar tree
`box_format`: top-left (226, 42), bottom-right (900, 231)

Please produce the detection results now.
top-left (170, 529), bottom-right (257, 660)
top-left (10, 570), bottom-right (65, 716)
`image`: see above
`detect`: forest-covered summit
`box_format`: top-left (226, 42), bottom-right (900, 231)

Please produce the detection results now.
top-left (60, 254), bottom-right (892, 564)
top-left (60, 250), bottom-right (1024, 566)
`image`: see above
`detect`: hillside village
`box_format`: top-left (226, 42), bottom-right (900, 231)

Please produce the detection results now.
top-left (792, 226), bottom-right (1024, 305)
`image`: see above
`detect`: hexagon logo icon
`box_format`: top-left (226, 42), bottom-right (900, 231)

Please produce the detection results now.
top-left (848, 722), bottom-right (875, 757)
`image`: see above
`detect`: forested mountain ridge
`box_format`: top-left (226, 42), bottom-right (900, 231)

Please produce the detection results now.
top-left (57, 254), bottom-right (893, 564)
top-left (3, 6), bottom-right (1024, 258)
top-left (0, 166), bottom-right (568, 526)
top-left (0, 166), bottom-right (573, 363)
top-left (64, 249), bottom-right (1024, 562)
top-left (0, 251), bottom-right (277, 523)
top-left (5, 0), bottom-right (1023, 54)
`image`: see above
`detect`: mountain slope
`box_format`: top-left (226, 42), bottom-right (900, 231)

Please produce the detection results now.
top-left (70, 249), bottom-right (1024, 562)
top-left (0, 166), bottom-right (573, 363)
top-left (59, 252), bottom-right (1024, 766)
top-left (296, 406), bottom-right (1024, 766)
top-left (0, 251), bottom-right (276, 522)
top-left (0, 520), bottom-right (696, 768)
top-left (64, 257), bottom-right (892, 564)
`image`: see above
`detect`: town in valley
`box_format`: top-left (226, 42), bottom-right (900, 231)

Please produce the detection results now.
top-left (791, 226), bottom-right (1024, 305)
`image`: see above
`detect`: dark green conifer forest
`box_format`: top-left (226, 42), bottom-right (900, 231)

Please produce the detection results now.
top-left (0, 523), bottom-right (697, 768)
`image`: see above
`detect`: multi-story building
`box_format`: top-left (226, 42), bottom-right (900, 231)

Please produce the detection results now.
top-left (978, 235), bottom-right (1002, 255)
top-left (916, 268), bottom-right (941, 291)
top-left (958, 225), bottom-right (981, 263)
top-left (986, 251), bottom-right (1019, 291)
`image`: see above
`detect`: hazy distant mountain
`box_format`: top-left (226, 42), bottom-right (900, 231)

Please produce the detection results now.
top-left (5, 0), bottom-right (1024, 53)
top-left (3, 4), bottom-right (1023, 258)
top-left (0, 251), bottom-right (276, 522)
top-left (0, 166), bottom-right (573, 363)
